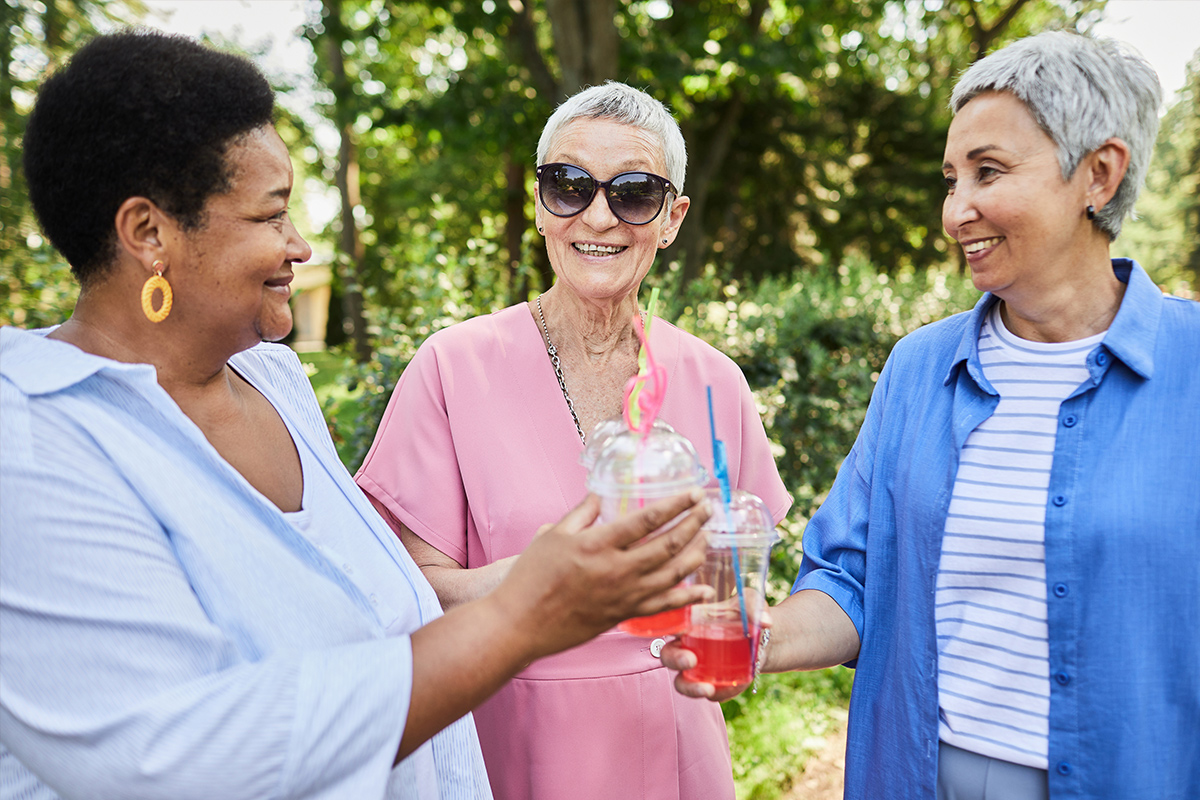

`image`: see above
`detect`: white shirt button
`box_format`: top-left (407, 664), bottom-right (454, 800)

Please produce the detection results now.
top-left (650, 638), bottom-right (666, 658)
top-left (343, 563), bottom-right (353, 575)
top-left (369, 593), bottom-right (379, 606)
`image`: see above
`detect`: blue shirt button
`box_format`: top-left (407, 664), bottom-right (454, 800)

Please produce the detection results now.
top-left (1056, 761), bottom-right (1072, 776)
top-left (1053, 494), bottom-right (1068, 507)
top-left (1062, 414), bottom-right (1078, 427)
top-left (1096, 351), bottom-right (1108, 366)
top-left (1055, 671), bottom-right (1071, 685)
top-left (1054, 583), bottom-right (1069, 597)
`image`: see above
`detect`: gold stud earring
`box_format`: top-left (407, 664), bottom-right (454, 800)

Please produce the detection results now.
top-left (140, 259), bottom-right (173, 323)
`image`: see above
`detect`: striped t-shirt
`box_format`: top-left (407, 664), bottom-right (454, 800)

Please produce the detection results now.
top-left (935, 304), bottom-right (1104, 769)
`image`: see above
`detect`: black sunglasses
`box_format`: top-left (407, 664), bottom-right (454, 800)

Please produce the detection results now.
top-left (536, 163), bottom-right (677, 226)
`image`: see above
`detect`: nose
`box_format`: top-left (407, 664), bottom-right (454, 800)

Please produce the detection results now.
top-left (942, 185), bottom-right (981, 240)
top-left (580, 183), bottom-right (621, 230)
top-left (286, 217), bottom-right (313, 263)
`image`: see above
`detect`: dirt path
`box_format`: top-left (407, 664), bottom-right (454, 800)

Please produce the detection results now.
top-left (779, 710), bottom-right (847, 800)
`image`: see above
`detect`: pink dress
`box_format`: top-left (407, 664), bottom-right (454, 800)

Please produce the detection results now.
top-left (356, 303), bottom-right (791, 800)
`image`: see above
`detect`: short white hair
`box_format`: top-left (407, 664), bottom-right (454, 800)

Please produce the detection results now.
top-left (951, 31), bottom-right (1162, 241)
top-left (536, 81), bottom-right (687, 193)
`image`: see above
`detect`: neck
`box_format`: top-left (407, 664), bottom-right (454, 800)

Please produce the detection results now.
top-left (537, 286), bottom-right (643, 362)
top-left (51, 282), bottom-right (238, 397)
top-left (996, 245), bottom-right (1123, 343)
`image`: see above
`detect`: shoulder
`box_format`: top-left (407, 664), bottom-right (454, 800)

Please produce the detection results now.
top-left (409, 304), bottom-right (538, 375)
top-left (657, 319), bottom-right (745, 381)
top-left (231, 341), bottom-right (308, 386)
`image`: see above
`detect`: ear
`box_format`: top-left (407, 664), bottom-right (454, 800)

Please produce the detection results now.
top-left (1085, 138), bottom-right (1132, 212)
top-left (658, 194), bottom-right (690, 248)
top-left (113, 196), bottom-right (177, 274)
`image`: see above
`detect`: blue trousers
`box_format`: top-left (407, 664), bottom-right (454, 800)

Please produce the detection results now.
top-left (937, 741), bottom-right (1049, 800)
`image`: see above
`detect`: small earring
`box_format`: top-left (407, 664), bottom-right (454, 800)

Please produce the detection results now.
top-left (141, 259), bottom-right (173, 323)
top-left (1086, 204), bottom-right (1096, 220)
top-left (537, 226), bottom-right (544, 234)
top-left (662, 238), bottom-right (668, 245)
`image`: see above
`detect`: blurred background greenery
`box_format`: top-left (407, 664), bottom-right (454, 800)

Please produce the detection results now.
top-left (4, 1), bottom-right (1197, 797)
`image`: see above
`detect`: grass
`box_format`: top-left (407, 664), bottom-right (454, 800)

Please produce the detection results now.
top-left (726, 668), bottom-right (854, 800)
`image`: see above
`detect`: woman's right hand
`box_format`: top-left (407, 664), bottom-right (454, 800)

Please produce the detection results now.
top-left (494, 490), bottom-right (713, 661)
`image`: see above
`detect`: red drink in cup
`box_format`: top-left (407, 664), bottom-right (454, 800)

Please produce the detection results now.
top-left (683, 489), bottom-right (777, 684)
top-left (682, 620), bottom-right (756, 686)
top-left (584, 422), bottom-right (707, 637)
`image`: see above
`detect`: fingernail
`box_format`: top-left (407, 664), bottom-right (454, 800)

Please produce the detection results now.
top-left (689, 487), bottom-right (704, 503)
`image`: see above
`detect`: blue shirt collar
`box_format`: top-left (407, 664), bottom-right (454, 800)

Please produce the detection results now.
top-left (943, 258), bottom-right (1161, 387)
top-left (0, 326), bottom-right (158, 396)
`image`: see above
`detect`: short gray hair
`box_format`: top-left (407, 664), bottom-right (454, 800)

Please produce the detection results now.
top-left (537, 81), bottom-right (688, 193)
top-left (950, 31), bottom-right (1162, 240)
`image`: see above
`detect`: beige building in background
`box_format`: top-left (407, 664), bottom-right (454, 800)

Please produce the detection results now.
top-left (289, 260), bottom-right (331, 352)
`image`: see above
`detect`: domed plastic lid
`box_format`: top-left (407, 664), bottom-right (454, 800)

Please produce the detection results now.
top-left (585, 426), bottom-right (707, 497)
top-left (702, 489), bottom-right (779, 547)
top-left (579, 415), bottom-right (676, 470)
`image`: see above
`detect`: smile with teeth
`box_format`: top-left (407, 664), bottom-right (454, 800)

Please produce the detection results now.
top-left (573, 242), bottom-right (627, 256)
top-left (963, 237), bottom-right (1003, 254)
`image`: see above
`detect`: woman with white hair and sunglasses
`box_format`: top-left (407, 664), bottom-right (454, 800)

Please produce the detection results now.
top-left (666, 31), bottom-right (1200, 800)
top-left (356, 82), bottom-right (790, 799)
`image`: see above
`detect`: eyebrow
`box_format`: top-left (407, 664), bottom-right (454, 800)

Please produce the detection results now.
top-left (944, 145), bottom-right (1003, 170)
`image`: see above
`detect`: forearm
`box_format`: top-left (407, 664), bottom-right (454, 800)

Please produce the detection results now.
top-left (762, 589), bottom-right (860, 673)
top-left (418, 556), bottom-right (515, 610)
top-left (400, 591), bottom-right (533, 759)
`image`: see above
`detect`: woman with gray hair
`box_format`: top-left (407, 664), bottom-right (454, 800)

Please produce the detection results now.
top-left (666, 31), bottom-right (1199, 800)
top-left (357, 82), bottom-right (790, 799)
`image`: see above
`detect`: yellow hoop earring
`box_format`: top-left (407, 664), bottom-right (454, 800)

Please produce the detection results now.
top-left (141, 260), bottom-right (173, 323)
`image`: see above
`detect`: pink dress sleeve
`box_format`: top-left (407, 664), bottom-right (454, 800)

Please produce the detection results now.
top-left (355, 334), bottom-right (472, 565)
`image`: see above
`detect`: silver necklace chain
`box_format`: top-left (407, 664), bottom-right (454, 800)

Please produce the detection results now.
top-left (536, 294), bottom-right (587, 445)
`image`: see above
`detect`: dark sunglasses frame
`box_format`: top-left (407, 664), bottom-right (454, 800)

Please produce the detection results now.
top-left (535, 163), bottom-right (678, 226)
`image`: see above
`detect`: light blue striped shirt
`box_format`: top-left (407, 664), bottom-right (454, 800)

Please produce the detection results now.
top-left (936, 305), bottom-right (1103, 768)
top-left (0, 328), bottom-right (491, 799)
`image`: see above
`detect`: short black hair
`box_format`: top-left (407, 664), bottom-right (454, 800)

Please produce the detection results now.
top-left (23, 29), bottom-right (276, 282)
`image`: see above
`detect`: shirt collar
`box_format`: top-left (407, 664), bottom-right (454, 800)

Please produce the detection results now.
top-left (0, 326), bottom-right (157, 395)
top-left (943, 258), bottom-right (1161, 387)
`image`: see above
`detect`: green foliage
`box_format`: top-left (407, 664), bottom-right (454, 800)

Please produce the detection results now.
top-left (1119, 46), bottom-right (1200, 297)
top-left (724, 668), bottom-right (854, 800)
top-left (1, 0), bottom-right (147, 328)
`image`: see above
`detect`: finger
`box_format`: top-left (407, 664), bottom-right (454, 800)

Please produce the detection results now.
top-left (658, 641), bottom-right (697, 671)
top-left (552, 494), bottom-right (601, 536)
top-left (673, 673), bottom-right (716, 699)
top-left (589, 489), bottom-right (707, 551)
top-left (623, 502), bottom-right (711, 582)
top-left (630, 581), bottom-right (714, 620)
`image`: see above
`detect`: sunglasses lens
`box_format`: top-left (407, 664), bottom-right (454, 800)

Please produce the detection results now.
top-left (608, 173), bottom-right (666, 224)
top-left (540, 165), bottom-right (595, 216)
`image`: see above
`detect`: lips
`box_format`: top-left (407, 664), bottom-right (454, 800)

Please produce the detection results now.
top-left (962, 236), bottom-right (1003, 255)
top-left (573, 242), bottom-right (627, 256)
top-left (264, 272), bottom-right (294, 294)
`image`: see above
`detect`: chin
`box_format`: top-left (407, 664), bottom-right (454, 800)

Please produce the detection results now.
top-left (255, 316), bottom-right (294, 344)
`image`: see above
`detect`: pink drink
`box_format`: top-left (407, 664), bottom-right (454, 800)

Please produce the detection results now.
top-left (617, 605), bottom-right (690, 637)
top-left (682, 622), bottom-right (756, 686)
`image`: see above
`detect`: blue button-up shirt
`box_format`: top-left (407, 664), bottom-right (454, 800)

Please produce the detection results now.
top-left (794, 260), bottom-right (1200, 799)
top-left (0, 330), bottom-right (490, 799)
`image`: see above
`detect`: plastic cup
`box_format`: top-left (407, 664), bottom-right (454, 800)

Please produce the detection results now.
top-left (682, 489), bottom-right (777, 687)
top-left (579, 415), bottom-right (675, 472)
top-left (585, 425), bottom-right (707, 637)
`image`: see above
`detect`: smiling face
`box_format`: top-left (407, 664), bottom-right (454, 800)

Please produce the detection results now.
top-left (536, 118), bottom-right (688, 304)
top-left (942, 91), bottom-right (1094, 301)
top-left (168, 125), bottom-right (311, 348)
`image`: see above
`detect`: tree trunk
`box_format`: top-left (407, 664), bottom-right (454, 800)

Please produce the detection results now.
top-left (545, 0), bottom-right (618, 97)
top-left (504, 149), bottom-right (529, 303)
top-left (323, 0), bottom-right (372, 362)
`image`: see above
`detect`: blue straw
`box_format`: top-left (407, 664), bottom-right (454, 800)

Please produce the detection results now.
top-left (707, 386), bottom-right (749, 637)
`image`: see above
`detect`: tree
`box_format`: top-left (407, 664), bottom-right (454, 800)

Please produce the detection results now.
top-left (1, 0), bottom-right (146, 329)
